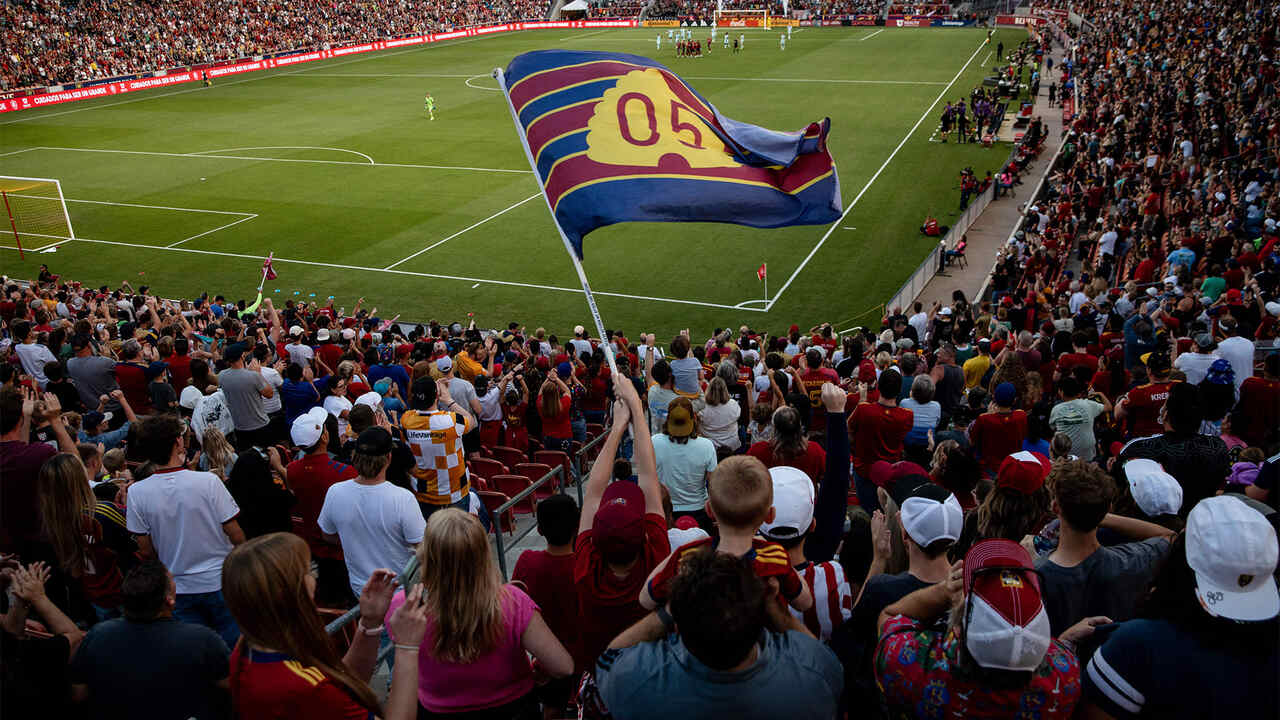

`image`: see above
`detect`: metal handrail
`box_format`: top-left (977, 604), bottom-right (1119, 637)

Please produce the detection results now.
top-left (491, 464), bottom-right (563, 579)
top-left (324, 605), bottom-right (362, 635)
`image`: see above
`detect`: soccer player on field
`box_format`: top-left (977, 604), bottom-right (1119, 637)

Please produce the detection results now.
top-left (780, 34), bottom-right (786, 50)
top-left (656, 34), bottom-right (661, 50)
top-left (739, 33), bottom-right (745, 50)
top-left (723, 32), bottom-right (730, 49)
top-left (424, 93), bottom-right (436, 120)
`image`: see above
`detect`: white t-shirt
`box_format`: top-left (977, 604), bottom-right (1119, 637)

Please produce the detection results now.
top-left (15, 342), bottom-right (57, 388)
top-left (285, 342), bottom-right (314, 367)
top-left (1173, 352), bottom-right (1216, 385)
top-left (260, 366), bottom-right (284, 413)
top-left (317, 480), bottom-right (426, 597)
top-left (700, 400), bottom-right (741, 451)
top-left (126, 468), bottom-right (239, 594)
top-left (477, 387), bottom-right (502, 422)
top-left (324, 394), bottom-right (354, 439)
top-left (191, 390), bottom-right (235, 446)
top-left (1215, 337), bottom-right (1254, 390)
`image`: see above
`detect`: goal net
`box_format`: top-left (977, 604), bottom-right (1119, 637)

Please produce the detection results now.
top-left (714, 8), bottom-right (770, 28)
top-left (0, 176), bottom-right (75, 257)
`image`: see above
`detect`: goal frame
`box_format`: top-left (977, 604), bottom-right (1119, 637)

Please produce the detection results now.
top-left (1, 175), bottom-right (76, 260)
top-left (714, 8), bottom-right (771, 29)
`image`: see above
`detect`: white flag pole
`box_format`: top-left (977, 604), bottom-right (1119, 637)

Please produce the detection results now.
top-left (256, 251), bottom-right (273, 293)
top-left (495, 67), bottom-right (617, 374)
top-left (764, 264), bottom-right (768, 304)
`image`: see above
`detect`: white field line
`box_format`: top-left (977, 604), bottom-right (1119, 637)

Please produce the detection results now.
top-left (981, 50), bottom-right (993, 66)
top-left (464, 75), bottom-right (502, 92)
top-left (40, 236), bottom-right (767, 311)
top-left (191, 146), bottom-right (376, 164)
top-left (0, 34), bottom-right (506, 126)
top-left (9, 193), bottom-right (257, 217)
top-left (0, 147), bottom-right (41, 157)
top-left (383, 193), bottom-right (540, 269)
top-left (300, 72), bottom-right (477, 78)
top-left (291, 71), bottom-right (949, 86)
top-left (860, 29), bottom-right (884, 41)
top-left (764, 37), bottom-right (988, 312)
top-left (31, 146), bottom-right (533, 174)
top-left (167, 214), bottom-right (258, 247)
top-left (560, 28), bottom-right (614, 41)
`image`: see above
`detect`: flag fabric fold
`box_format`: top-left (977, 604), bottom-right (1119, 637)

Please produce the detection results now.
top-left (757, 263), bottom-right (768, 281)
top-left (500, 50), bottom-right (842, 258)
top-left (261, 252), bottom-right (277, 281)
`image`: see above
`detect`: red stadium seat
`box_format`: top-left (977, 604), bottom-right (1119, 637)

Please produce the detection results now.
top-left (492, 446), bottom-right (528, 469)
top-left (515, 462), bottom-right (556, 501)
top-left (478, 491), bottom-right (516, 535)
top-left (491, 475), bottom-right (536, 515)
top-left (468, 457), bottom-right (508, 483)
top-left (534, 450), bottom-right (573, 489)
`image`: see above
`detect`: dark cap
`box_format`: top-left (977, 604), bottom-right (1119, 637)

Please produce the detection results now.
top-left (354, 426), bottom-right (393, 456)
top-left (410, 377), bottom-right (437, 409)
top-left (592, 481), bottom-right (646, 560)
top-left (224, 343), bottom-right (249, 363)
top-left (144, 361), bottom-right (169, 380)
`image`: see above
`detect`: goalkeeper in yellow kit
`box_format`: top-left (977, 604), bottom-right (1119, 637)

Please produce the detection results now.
top-left (424, 93), bottom-right (436, 120)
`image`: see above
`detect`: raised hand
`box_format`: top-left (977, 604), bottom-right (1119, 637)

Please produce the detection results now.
top-left (359, 569), bottom-right (400, 627)
top-left (388, 584), bottom-right (429, 648)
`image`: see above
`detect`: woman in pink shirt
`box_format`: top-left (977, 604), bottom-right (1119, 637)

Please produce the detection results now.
top-left (386, 509), bottom-right (573, 717)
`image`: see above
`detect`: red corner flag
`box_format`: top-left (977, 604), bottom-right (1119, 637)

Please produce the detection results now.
top-left (757, 263), bottom-right (767, 281)
top-left (262, 253), bottom-right (277, 281)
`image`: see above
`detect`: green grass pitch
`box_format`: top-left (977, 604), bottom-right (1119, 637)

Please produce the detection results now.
top-left (0, 26), bottom-right (1025, 337)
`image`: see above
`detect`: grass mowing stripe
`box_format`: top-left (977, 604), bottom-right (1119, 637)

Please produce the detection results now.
top-left (765, 35), bottom-right (989, 311)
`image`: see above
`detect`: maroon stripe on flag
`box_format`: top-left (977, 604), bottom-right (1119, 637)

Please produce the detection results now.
top-left (544, 152), bottom-right (833, 209)
top-left (509, 61), bottom-right (645, 112)
top-left (527, 103), bottom-right (598, 160)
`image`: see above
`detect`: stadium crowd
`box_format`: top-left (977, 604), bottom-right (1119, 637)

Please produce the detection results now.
top-left (3, 0), bottom-right (1280, 718)
top-left (1, 0), bottom-right (550, 92)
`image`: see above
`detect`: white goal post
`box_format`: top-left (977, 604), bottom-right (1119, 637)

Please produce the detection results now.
top-left (0, 176), bottom-right (76, 259)
top-left (714, 8), bottom-right (771, 29)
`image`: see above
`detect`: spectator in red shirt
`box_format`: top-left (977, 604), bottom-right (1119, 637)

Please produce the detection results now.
top-left (1115, 352), bottom-right (1174, 439)
top-left (1056, 330), bottom-right (1099, 378)
top-left (798, 348), bottom-right (840, 433)
top-left (746, 405), bottom-right (826, 486)
top-left (512, 494), bottom-right (582, 678)
top-left (286, 407), bottom-right (357, 607)
top-left (114, 339), bottom-right (154, 415)
top-left (968, 382), bottom-right (1028, 476)
top-left (849, 369), bottom-right (913, 512)
top-left (574, 375), bottom-right (670, 670)
top-left (1235, 353), bottom-right (1279, 449)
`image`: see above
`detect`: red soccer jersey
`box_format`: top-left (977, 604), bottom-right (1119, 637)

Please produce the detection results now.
top-left (286, 454), bottom-right (358, 559)
top-left (1236, 376), bottom-right (1278, 447)
top-left (1124, 381), bottom-right (1172, 438)
top-left (503, 401), bottom-right (529, 450)
top-left (574, 513), bottom-right (670, 671)
top-left (114, 362), bottom-right (152, 414)
top-left (230, 645), bottom-right (372, 720)
top-left (746, 440), bottom-right (826, 487)
top-left (800, 367), bottom-right (839, 432)
top-left (969, 410), bottom-right (1029, 473)
top-left (848, 402), bottom-right (914, 476)
top-left (646, 536), bottom-right (803, 606)
top-left (1057, 352), bottom-right (1099, 376)
top-left (512, 550), bottom-right (582, 671)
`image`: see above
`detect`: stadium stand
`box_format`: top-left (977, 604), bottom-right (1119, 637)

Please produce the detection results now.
top-left (1, 1), bottom-right (1278, 718)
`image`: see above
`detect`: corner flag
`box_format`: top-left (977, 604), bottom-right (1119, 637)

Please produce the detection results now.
top-left (262, 253), bottom-right (277, 281)
top-left (497, 50), bottom-right (842, 258)
top-left (757, 263), bottom-right (767, 281)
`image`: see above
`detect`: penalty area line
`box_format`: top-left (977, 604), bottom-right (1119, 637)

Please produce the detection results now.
top-left (764, 36), bottom-right (989, 312)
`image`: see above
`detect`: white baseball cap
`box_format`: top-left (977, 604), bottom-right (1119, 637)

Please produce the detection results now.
top-left (290, 407), bottom-right (329, 448)
top-left (179, 385), bottom-right (203, 410)
top-left (1186, 496), bottom-right (1279, 622)
top-left (963, 539), bottom-right (1052, 671)
top-left (899, 484), bottom-right (964, 547)
top-left (342, 328), bottom-right (356, 341)
top-left (316, 328), bottom-right (330, 342)
top-left (289, 325), bottom-right (303, 337)
top-left (573, 325), bottom-right (585, 336)
top-left (1123, 459), bottom-right (1183, 517)
top-left (354, 391), bottom-right (383, 409)
top-left (939, 306), bottom-right (953, 316)
top-left (1266, 301), bottom-right (1280, 317)
top-left (760, 466), bottom-right (814, 541)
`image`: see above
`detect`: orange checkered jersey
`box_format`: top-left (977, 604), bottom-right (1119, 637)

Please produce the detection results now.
top-left (402, 409), bottom-right (473, 505)
top-left (647, 536), bottom-right (804, 607)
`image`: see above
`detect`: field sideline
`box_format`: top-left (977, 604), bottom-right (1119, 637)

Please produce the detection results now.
top-left (0, 26), bottom-right (1024, 337)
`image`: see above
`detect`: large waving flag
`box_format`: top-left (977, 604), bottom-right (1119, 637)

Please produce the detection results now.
top-left (498, 50), bottom-right (842, 258)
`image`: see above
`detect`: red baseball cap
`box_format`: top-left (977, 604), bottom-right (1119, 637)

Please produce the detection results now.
top-left (995, 451), bottom-right (1051, 495)
top-left (869, 460), bottom-right (929, 490)
top-left (592, 481), bottom-right (646, 560)
top-left (1226, 288), bottom-right (1243, 304)
top-left (963, 539), bottom-right (1051, 671)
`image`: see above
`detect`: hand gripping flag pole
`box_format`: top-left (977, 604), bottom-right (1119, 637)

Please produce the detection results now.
top-left (495, 66), bottom-right (618, 373)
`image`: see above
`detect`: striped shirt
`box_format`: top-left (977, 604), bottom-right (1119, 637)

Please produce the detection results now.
top-left (402, 409), bottom-right (471, 505)
top-left (791, 560), bottom-right (853, 642)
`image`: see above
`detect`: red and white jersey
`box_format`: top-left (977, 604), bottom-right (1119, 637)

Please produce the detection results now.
top-left (791, 560), bottom-right (853, 642)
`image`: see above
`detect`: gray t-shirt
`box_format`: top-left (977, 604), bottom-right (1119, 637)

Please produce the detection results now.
top-left (669, 356), bottom-right (702, 395)
top-left (67, 354), bottom-right (121, 412)
top-left (1049, 398), bottom-right (1105, 462)
top-left (448, 376), bottom-right (479, 417)
top-left (1035, 537), bottom-right (1170, 636)
top-left (596, 629), bottom-right (842, 720)
top-left (217, 368), bottom-right (269, 432)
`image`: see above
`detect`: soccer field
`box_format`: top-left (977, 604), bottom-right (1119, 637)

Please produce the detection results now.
top-left (0, 26), bottom-right (1023, 337)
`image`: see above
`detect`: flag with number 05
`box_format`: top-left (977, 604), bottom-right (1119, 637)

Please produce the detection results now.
top-left (498, 50), bottom-right (842, 258)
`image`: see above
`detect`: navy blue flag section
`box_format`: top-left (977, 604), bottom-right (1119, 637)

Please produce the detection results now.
top-left (498, 49), bottom-right (842, 259)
